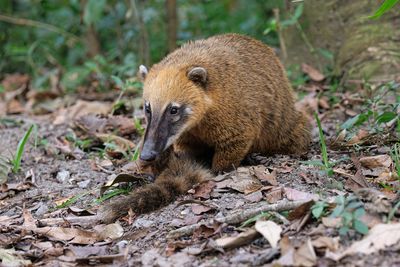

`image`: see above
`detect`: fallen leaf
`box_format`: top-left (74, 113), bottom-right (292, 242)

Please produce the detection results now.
top-left (284, 188), bottom-right (319, 201)
top-left (344, 170), bottom-right (369, 191)
top-left (226, 167), bottom-right (263, 194)
top-left (250, 165), bottom-right (278, 185)
top-left (0, 248), bottom-right (32, 266)
top-left (330, 223), bottom-right (400, 260)
top-left (53, 100), bottom-right (111, 125)
top-left (301, 63), bottom-right (325, 82)
top-left (321, 217), bottom-right (341, 228)
top-left (243, 190), bottom-right (263, 203)
top-left (191, 204), bottom-right (214, 215)
top-left (192, 181), bottom-right (216, 199)
top-left (347, 129), bottom-right (370, 145)
top-left (293, 238), bottom-right (317, 267)
top-left (192, 223), bottom-right (221, 240)
top-left (255, 220), bottom-right (282, 248)
top-left (287, 200), bottom-right (314, 220)
top-left (97, 223), bottom-right (124, 240)
top-left (215, 228), bottom-right (259, 249)
top-left (264, 187), bottom-right (283, 203)
top-left (359, 155), bottom-right (392, 169)
top-left (312, 236), bottom-right (340, 252)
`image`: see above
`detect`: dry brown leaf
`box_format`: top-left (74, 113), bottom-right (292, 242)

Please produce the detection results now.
top-left (312, 236), bottom-right (340, 252)
top-left (347, 129), bottom-right (370, 145)
top-left (226, 167), bottom-right (263, 194)
top-left (284, 187), bottom-right (319, 201)
top-left (287, 200), bottom-right (314, 221)
top-left (54, 100), bottom-right (111, 125)
top-left (215, 228), bottom-right (259, 249)
top-left (293, 238), bottom-right (317, 267)
top-left (250, 165), bottom-right (278, 185)
top-left (243, 190), bottom-right (263, 203)
top-left (359, 155), bottom-right (392, 169)
top-left (344, 170), bottom-right (369, 191)
top-left (97, 223), bottom-right (124, 240)
top-left (192, 181), bottom-right (216, 199)
top-left (191, 204), bottom-right (213, 215)
top-left (255, 220), bottom-right (282, 248)
top-left (264, 187), bottom-right (283, 203)
top-left (301, 63), bottom-right (325, 82)
top-left (321, 217), bottom-right (341, 228)
top-left (330, 223), bottom-right (400, 260)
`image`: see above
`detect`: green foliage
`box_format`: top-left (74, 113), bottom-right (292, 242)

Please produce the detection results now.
top-left (391, 143), bottom-right (400, 178)
top-left (311, 201), bottom-right (329, 219)
top-left (53, 192), bottom-right (90, 210)
top-left (1, 1), bottom-right (277, 92)
top-left (331, 195), bottom-right (368, 235)
top-left (240, 212), bottom-right (272, 228)
top-left (369, 0), bottom-right (399, 19)
top-left (65, 132), bottom-right (93, 151)
top-left (340, 81), bottom-right (400, 134)
top-left (95, 187), bottom-right (131, 204)
top-left (12, 124), bottom-right (34, 173)
top-left (302, 113), bottom-right (334, 176)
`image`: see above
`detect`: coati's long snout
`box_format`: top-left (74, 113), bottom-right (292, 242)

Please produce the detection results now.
top-left (140, 101), bottom-right (192, 162)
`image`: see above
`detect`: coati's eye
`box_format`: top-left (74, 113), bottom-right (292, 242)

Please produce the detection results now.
top-left (144, 102), bottom-right (151, 114)
top-left (170, 107), bottom-right (178, 115)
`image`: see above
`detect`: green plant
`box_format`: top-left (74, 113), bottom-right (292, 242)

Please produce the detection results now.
top-left (53, 192), bottom-right (90, 210)
top-left (240, 212), bottom-right (272, 228)
top-left (311, 200), bottom-right (330, 219)
top-left (340, 81), bottom-right (400, 138)
top-left (65, 133), bottom-right (93, 151)
top-left (369, 0), bottom-right (399, 19)
top-left (11, 124), bottom-right (34, 173)
top-left (302, 113), bottom-right (334, 176)
top-left (331, 195), bottom-right (368, 235)
top-left (94, 187), bottom-right (131, 204)
top-left (391, 143), bottom-right (400, 178)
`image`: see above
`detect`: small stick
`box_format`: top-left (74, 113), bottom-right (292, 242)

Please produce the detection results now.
top-left (38, 215), bottom-right (100, 227)
top-left (168, 199), bottom-right (309, 239)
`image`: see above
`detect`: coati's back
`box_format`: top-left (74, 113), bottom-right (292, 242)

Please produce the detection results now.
top-left (149, 33), bottom-right (310, 157)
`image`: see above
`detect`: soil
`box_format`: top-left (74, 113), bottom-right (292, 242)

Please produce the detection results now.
top-left (1, 90), bottom-right (399, 266)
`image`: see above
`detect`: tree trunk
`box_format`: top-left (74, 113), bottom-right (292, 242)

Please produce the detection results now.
top-left (130, 0), bottom-right (150, 66)
top-left (166, 0), bottom-right (177, 53)
top-left (283, 0), bottom-right (400, 83)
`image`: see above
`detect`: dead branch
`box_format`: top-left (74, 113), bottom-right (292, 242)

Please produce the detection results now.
top-left (168, 199), bottom-right (309, 239)
top-left (38, 215), bottom-right (100, 227)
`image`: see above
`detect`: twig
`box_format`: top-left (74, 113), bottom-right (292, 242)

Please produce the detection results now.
top-left (0, 14), bottom-right (80, 43)
top-left (273, 8), bottom-right (287, 61)
top-left (168, 199), bottom-right (309, 239)
top-left (38, 215), bottom-right (100, 227)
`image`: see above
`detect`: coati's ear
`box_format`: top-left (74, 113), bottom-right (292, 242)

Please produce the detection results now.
top-left (187, 67), bottom-right (207, 87)
top-left (138, 65), bottom-right (148, 81)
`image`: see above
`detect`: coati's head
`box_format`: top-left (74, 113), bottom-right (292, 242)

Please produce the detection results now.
top-left (139, 64), bottom-right (211, 162)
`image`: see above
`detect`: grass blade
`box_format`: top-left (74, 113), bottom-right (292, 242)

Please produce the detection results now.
top-left (12, 124), bottom-right (34, 173)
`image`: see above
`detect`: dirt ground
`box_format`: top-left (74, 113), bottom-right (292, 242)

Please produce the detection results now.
top-left (1, 77), bottom-right (400, 266)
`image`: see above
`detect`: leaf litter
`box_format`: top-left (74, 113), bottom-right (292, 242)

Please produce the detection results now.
top-left (1, 69), bottom-right (400, 266)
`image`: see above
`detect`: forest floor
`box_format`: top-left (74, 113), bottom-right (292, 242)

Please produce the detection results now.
top-left (1, 71), bottom-right (399, 267)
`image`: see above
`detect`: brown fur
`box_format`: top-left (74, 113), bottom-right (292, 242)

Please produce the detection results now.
top-left (100, 34), bottom-right (311, 222)
top-left (144, 33), bottom-right (311, 172)
top-left (100, 148), bottom-right (212, 223)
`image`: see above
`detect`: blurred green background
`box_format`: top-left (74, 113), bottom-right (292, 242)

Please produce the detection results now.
top-left (0, 0), bottom-right (285, 92)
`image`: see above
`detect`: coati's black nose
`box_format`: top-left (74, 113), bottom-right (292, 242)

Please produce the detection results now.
top-left (140, 150), bottom-right (158, 161)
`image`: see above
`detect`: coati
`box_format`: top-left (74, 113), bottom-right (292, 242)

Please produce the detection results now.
top-left (100, 33), bottom-right (311, 223)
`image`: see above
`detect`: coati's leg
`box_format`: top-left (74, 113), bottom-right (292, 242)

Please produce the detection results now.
top-left (99, 153), bottom-right (213, 223)
top-left (211, 139), bottom-right (252, 173)
top-left (283, 113), bottom-right (311, 154)
top-left (174, 133), bottom-right (214, 166)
